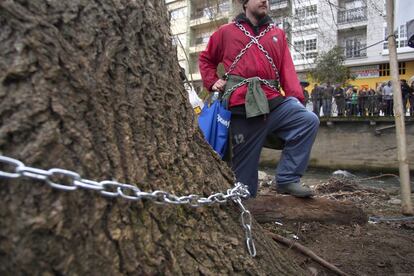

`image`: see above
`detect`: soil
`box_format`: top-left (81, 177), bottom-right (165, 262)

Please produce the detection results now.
top-left (259, 176), bottom-right (414, 276)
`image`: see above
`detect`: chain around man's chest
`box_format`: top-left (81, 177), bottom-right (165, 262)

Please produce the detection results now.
top-left (224, 22), bottom-right (280, 81)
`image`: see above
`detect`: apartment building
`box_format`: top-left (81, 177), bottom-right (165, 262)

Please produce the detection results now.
top-left (166, 0), bottom-right (414, 91)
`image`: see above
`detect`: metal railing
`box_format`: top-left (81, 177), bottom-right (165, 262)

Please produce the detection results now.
top-left (193, 37), bottom-right (209, 46)
top-left (190, 3), bottom-right (229, 20)
top-left (269, 0), bottom-right (288, 10)
top-left (269, 0), bottom-right (288, 5)
top-left (338, 7), bottom-right (367, 24)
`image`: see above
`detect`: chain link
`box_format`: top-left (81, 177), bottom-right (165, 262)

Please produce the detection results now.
top-left (0, 155), bottom-right (256, 257)
top-left (223, 77), bottom-right (279, 100)
top-left (235, 198), bottom-right (256, 256)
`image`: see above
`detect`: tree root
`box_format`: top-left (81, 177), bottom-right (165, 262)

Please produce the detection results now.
top-left (266, 231), bottom-right (351, 276)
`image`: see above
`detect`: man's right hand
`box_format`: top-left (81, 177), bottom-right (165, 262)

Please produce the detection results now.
top-left (212, 79), bottom-right (227, 92)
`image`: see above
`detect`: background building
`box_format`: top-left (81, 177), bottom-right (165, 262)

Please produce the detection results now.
top-left (166, 0), bottom-right (414, 92)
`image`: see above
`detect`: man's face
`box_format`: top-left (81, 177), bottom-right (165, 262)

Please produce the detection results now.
top-left (245, 0), bottom-right (269, 18)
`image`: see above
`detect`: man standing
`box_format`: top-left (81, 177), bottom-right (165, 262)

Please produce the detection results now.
top-left (383, 81), bottom-right (393, 116)
top-left (311, 83), bottom-right (321, 117)
top-left (401, 79), bottom-right (410, 115)
top-left (199, 0), bottom-right (319, 197)
top-left (333, 84), bottom-right (345, 116)
top-left (322, 82), bottom-right (334, 117)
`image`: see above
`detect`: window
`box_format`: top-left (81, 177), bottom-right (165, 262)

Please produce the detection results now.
top-left (344, 38), bottom-right (366, 58)
top-left (379, 62), bottom-right (406, 76)
top-left (272, 17), bottom-right (291, 32)
top-left (294, 40), bottom-right (304, 52)
top-left (379, 63), bottom-right (389, 76)
top-left (305, 39), bottom-right (317, 51)
top-left (399, 62), bottom-right (406, 75)
top-left (399, 25), bottom-right (408, 47)
top-left (170, 7), bottom-right (186, 20)
top-left (293, 38), bottom-right (317, 61)
top-left (294, 5), bottom-right (317, 28)
top-left (306, 52), bottom-right (318, 59)
top-left (172, 33), bottom-right (186, 47)
top-left (194, 32), bottom-right (212, 45)
top-left (383, 25), bottom-right (408, 49)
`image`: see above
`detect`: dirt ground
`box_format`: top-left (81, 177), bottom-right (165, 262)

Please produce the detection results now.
top-left (259, 176), bottom-right (414, 276)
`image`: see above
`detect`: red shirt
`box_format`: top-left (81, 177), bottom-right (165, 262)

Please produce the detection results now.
top-left (199, 20), bottom-right (304, 107)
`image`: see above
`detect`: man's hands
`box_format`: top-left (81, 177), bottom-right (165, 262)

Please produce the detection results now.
top-left (212, 79), bottom-right (227, 92)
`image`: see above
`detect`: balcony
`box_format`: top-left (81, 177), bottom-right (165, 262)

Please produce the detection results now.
top-left (189, 8), bottom-right (229, 28)
top-left (189, 39), bottom-right (208, 53)
top-left (342, 44), bottom-right (367, 59)
top-left (269, 0), bottom-right (289, 11)
top-left (338, 7), bottom-right (367, 25)
top-left (191, 8), bottom-right (227, 20)
top-left (190, 1), bottom-right (230, 26)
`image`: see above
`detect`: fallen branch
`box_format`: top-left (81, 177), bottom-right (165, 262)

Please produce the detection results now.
top-left (266, 231), bottom-right (351, 276)
top-left (245, 193), bottom-right (367, 225)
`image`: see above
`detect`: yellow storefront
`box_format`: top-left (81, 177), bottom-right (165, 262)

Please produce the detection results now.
top-left (348, 60), bottom-right (414, 90)
top-left (304, 60), bottom-right (414, 91)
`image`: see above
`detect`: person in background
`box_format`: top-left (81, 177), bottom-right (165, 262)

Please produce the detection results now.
top-left (409, 81), bottom-right (414, 116)
top-left (350, 88), bottom-right (358, 116)
top-left (198, 0), bottom-right (319, 198)
top-left (311, 83), bottom-right (321, 117)
top-left (302, 85), bottom-right (310, 107)
top-left (367, 89), bottom-right (377, 116)
top-left (376, 83), bottom-right (385, 116)
top-left (345, 87), bottom-right (353, 116)
top-left (322, 82), bottom-right (334, 117)
top-left (383, 81), bottom-right (393, 116)
top-left (358, 87), bottom-right (368, 116)
top-left (401, 79), bottom-right (410, 115)
top-left (333, 84), bottom-right (345, 116)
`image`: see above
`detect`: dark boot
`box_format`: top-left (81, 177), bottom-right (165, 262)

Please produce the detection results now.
top-left (276, 182), bottom-right (314, 198)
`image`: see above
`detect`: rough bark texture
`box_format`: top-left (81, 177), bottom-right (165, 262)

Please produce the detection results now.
top-left (0, 0), bottom-right (304, 274)
top-left (246, 193), bottom-right (368, 225)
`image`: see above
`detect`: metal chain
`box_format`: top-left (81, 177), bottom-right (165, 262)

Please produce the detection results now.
top-left (225, 22), bottom-right (280, 81)
top-left (0, 155), bottom-right (256, 256)
top-left (223, 77), bottom-right (279, 99)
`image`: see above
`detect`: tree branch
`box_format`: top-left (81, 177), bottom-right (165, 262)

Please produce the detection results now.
top-left (266, 231), bottom-right (351, 276)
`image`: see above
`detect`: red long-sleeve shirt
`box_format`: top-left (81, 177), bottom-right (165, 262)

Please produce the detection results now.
top-left (199, 18), bottom-right (304, 107)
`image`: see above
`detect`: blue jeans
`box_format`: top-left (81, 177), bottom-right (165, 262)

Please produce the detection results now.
top-left (322, 98), bottom-right (332, 117)
top-left (230, 97), bottom-right (320, 197)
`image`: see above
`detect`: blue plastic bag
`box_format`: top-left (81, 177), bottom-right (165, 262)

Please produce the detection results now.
top-left (198, 99), bottom-right (231, 158)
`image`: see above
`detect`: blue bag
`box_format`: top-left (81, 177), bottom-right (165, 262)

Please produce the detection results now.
top-left (198, 99), bottom-right (231, 158)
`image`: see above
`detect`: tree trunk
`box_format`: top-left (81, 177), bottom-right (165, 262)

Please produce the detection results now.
top-left (0, 1), bottom-right (304, 274)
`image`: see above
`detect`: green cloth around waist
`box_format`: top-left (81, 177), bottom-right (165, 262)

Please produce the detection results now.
top-left (223, 75), bottom-right (279, 118)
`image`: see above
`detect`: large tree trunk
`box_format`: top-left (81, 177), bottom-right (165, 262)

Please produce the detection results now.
top-left (0, 0), bottom-right (304, 274)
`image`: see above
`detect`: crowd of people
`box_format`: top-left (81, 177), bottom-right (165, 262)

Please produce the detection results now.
top-left (304, 80), bottom-right (414, 117)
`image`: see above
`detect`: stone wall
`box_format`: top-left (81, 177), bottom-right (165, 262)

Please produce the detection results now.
top-left (260, 118), bottom-right (414, 172)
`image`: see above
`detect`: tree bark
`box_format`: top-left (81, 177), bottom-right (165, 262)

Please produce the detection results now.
top-left (0, 0), bottom-right (304, 274)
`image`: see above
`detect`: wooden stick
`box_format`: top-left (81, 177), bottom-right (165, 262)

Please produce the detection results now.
top-left (358, 173), bottom-right (399, 181)
top-left (385, 0), bottom-right (413, 215)
top-left (266, 231), bottom-right (351, 276)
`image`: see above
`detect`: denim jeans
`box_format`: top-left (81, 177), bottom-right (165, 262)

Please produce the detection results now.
top-left (230, 97), bottom-right (320, 197)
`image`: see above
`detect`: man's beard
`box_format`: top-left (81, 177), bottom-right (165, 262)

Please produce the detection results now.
top-left (251, 8), bottom-right (267, 20)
